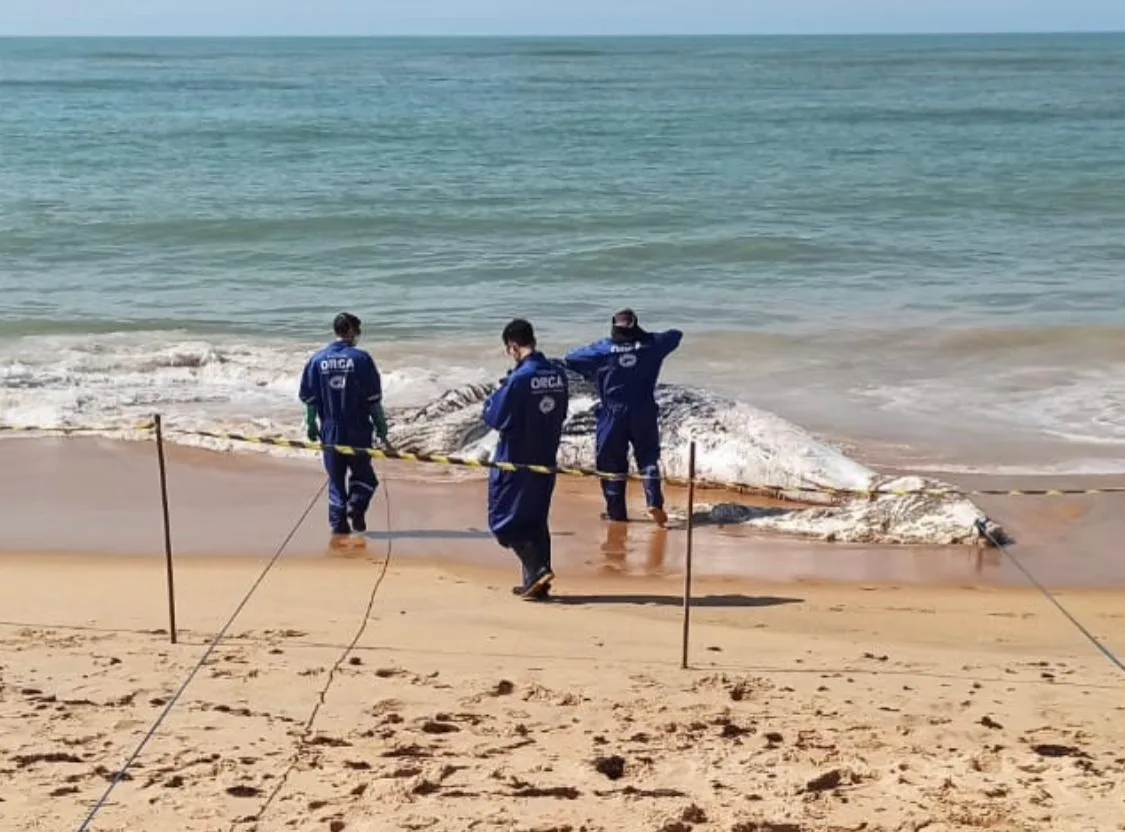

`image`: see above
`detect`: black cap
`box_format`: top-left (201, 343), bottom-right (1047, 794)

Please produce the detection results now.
top-left (612, 308), bottom-right (638, 328)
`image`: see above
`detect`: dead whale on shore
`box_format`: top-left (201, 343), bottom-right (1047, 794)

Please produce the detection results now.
top-left (386, 370), bottom-right (1005, 546)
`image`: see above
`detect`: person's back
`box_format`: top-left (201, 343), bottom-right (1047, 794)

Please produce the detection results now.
top-left (569, 329), bottom-right (681, 413)
top-left (561, 309), bottom-right (682, 524)
top-left (483, 318), bottom-right (569, 600)
top-left (487, 352), bottom-right (568, 467)
top-left (302, 340), bottom-right (381, 446)
top-left (564, 309), bottom-right (682, 413)
top-left (298, 312), bottom-right (387, 536)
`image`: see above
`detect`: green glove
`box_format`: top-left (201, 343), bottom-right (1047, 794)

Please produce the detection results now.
top-left (305, 405), bottom-right (319, 443)
top-left (371, 401), bottom-right (389, 443)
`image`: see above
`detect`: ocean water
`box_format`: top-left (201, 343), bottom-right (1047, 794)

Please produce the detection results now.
top-left (2, 34), bottom-right (1125, 475)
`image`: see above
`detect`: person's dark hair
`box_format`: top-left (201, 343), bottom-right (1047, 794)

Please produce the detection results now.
top-left (333, 312), bottom-right (361, 337)
top-left (501, 318), bottom-right (536, 349)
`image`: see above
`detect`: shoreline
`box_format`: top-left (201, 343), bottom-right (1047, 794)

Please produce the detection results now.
top-left (1, 434), bottom-right (1124, 588)
top-left (6, 322), bottom-right (1125, 482)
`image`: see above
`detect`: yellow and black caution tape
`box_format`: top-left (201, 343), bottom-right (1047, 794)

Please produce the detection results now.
top-left (180, 428), bottom-right (644, 482)
top-left (689, 480), bottom-right (1125, 499)
top-left (0, 419), bottom-right (156, 434)
top-left (963, 485), bottom-right (1125, 496)
top-left (173, 428), bottom-right (1125, 500)
top-left (7, 419), bottom-right (1123, 500)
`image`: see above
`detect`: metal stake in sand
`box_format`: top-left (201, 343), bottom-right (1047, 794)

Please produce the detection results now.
top-left (680, 440), bottom-right (697, 669)
top-left (153, 413), bottom-right (178, 644)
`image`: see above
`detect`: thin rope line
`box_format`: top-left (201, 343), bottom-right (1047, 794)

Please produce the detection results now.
top-left (975, 518), bottom-right (1125, 677)
top-left (74, 478), bottom-right (329, 832)
top-left (239, 476), bottom-right (395, 828)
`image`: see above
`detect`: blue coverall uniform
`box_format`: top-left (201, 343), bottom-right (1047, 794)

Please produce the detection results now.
top-left (299, 341), bottom-right (384, 533)
top-left (564, 329), bottom-right (682, 521)
top-left (482, 351), bottom-right (569, 589)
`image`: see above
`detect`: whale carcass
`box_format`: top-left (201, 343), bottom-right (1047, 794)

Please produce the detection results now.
top-left (385, 369), bottom-right (1005, 546)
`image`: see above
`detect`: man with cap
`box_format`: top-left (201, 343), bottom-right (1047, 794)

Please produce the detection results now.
top-left (299, 312), bottom-right (390, 535)
top-left (563, 309), bottom-right (682, 525)
top-left (483, 318), bottom-right (569, 600)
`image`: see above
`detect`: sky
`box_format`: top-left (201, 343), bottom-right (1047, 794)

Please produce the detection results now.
top-left (1, 0), bottom-right (1124, 37)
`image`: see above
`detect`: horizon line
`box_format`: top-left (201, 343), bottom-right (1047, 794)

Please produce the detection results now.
top-left (1, 29), bottom-right (1123, 39)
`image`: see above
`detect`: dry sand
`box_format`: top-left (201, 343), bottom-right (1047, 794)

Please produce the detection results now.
top-left (2, 436), bottom-right (1125, 831)
top-left (3, 558), bottom-right (1125, 832)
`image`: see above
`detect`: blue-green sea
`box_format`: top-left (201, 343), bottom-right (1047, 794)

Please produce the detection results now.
top-left (2, 34), bottom-right (1124, 472)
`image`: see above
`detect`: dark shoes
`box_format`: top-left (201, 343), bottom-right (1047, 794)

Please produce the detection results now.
top-left (511, 583), bottom-right (551, 601)
top-left (330, 512), bottom-right (366, 536)
top-left (512, 568), bottom-right (554, 601)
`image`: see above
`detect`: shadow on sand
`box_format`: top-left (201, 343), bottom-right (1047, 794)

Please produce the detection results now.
top-left (359, 528), bottom-right (492, 540)
top-left (692, 505), bottom-right (796, 525)
top-left (356, 529), bottom-right (577, 541)
top-left (548, 594), bottom-right (804, 609)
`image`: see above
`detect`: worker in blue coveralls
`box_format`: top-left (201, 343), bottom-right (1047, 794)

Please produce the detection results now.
top-left (483, 318), bottom-right (569, 601)
top-left (563, 308), bottom-right (682, 526)
top-left (299, 312), bottom-right (390, 536)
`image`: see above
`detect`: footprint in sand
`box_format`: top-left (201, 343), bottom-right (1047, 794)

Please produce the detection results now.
top-left (225, 785), bottom-right (261, 798)
top-left (593, 755), bottom-right (626, 780)
top-left (420, 720), bottom-right (459, 735)
top-left (13, 752), bottom-right (84, 768)
top-left (681, 805), bottom-right (707, 824)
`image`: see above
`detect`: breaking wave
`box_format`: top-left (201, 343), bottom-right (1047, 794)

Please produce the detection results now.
top-left (0, 329), bottom-right (1039, 545)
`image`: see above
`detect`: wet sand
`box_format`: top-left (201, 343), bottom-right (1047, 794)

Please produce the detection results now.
top-left (1, 435), bottom-right (1124, 588)
top-left (3, 436), bottom-right (1125, 830)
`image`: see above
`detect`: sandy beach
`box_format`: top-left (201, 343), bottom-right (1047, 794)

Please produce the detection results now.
top-left (2, 436), bottom-right (1125, 831)
top-left (8, 26), bottom-right (1125, 832)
